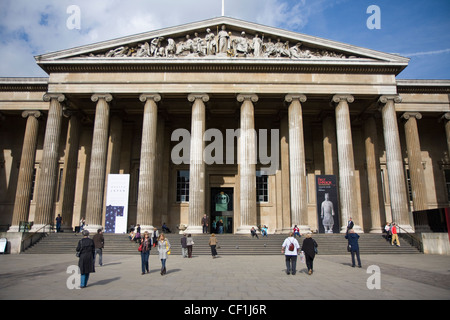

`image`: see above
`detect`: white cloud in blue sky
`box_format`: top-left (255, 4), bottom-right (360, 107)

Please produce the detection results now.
top-left (0, 0), bottom-right (449, 79)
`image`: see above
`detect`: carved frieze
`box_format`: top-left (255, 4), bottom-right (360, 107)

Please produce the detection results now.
top-left (77, 25), bottom-right (358, 61)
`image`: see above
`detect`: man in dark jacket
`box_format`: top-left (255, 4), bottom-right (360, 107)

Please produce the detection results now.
top-left (345, 229), bottom-right (361, 268)
top-left (93, 229), bottom-right (104, 266)
top-left (76, 230), bottom-right (95, 288)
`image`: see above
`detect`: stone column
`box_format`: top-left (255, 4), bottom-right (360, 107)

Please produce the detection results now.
top-left (364, 116), bottom-right (384, 233)
top-left (32, 94), bottom-right (65, 232)
top-left (402, 112), bottom-right (428, 212)
top-left (379, 96), bottom-right (413, 232)
top-left (9, 111), bottom-right (41, 232)
top-left (137, 93), bottom-right (161, 233)
top-left (332, 94), bottom-right (362, 233)
top-left (85, 94), bottom-right (112, 233)
top-left (322, 115), bottom-right (339, 176)
top-left (186, 93), bottom-right (209, 234)
top-left (443, 113), bottom-right (450, 156)
top-left (285, 94), bottom-right (309, 233)
top-left (59, 111), bottom-right (81, 231)
top-left (236, 93), bottom-right (258, 234)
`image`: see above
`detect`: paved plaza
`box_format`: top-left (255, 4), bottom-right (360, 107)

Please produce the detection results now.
top-left (0, 252), bottom-right (449, 301)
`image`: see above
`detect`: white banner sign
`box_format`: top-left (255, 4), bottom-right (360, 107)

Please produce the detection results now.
top-left (105, 174), bottom-right (130, 233)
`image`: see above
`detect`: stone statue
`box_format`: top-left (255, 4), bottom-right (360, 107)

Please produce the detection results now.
top-left (205, 28), bottom-right (217, 55)
top-left (218, 25), bottom-right (229, 54)
top-left (321, 193), bottom-right (335, 233)
top-left (252, 34), bottom-right (263, 57)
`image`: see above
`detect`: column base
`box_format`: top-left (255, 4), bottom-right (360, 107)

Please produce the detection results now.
top-left (29, 224), bottom-right (53, 233)
top-left (235, 225), bottom-right (257, 235)
top-left (184, 225), bottom-right (203, 234)
top-left (139, 225), bottom-right (155, 236)
top-left (7, 225), bottom-right (21, 233)
top-left (398, 224), bottom-right (415, 233)
top-left (84, 224), bottom-right (103, 234)
top-left (340, 225), bottom-right (364, 233)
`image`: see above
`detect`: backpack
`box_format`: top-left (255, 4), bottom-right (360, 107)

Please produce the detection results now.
top-left (288, 241), bottom-right (295, 251)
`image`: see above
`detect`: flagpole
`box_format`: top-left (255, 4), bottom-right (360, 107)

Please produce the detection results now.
top-left (222, 0), bottom-right (225, 16)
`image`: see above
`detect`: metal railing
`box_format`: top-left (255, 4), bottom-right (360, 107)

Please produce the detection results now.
top-left (397, 225), bottom-right (423, 252)
top-left (20, 223), bottom-right (54, 253)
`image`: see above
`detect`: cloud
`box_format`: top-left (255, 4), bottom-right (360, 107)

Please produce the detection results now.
top-left (401, 48), bottom-right (450, 57)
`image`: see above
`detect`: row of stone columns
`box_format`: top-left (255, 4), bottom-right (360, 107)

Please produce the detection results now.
top-left (10, 92), bottom-right (434, 233)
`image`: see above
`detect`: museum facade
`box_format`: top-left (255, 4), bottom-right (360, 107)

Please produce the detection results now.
top-left (1, 17), bottom-right (449, 236)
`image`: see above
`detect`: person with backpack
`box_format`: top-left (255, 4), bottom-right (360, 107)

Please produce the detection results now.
top-left (281, 232), bottom-right (300, 275)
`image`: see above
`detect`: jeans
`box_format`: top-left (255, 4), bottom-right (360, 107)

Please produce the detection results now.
top-left (141, 251), bottom-right (150, 273)
top-left (94, 248), bottom-right (102, 266)
top-left (285, 255), bottom-right (297, 274)
top-left (210, 245), bottom-right (217, 256)
top-left (181, 247), bottom-right (188, 258)
top-left (80, 273), bottom-right (90, 288)
top-left (351, 249), bottom-right (362, 267)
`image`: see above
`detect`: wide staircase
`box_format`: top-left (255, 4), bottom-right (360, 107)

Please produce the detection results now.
top-left (22, 232), bottom-right (421, 255)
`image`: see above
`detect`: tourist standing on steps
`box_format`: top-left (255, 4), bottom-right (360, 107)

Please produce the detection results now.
top-left (157, 233), bottom-right (171, 275)
top-left (140, 231), bottom-right (152, 274)
top-left (76, 230), bottom-right (95, 288)
top-left (186, 233), bottom-right (194, 258)
top-left (93, 228), bottom-right (104, 267)
top-left (301, 233), bottom-right (317, 275)
top-left (181, 233), bottom-right (188, 258)
top-left (281, 232), bottom-right (300, 275)
top-left (345, 229), bottom-right (362, 268)
top-left (209, 233), bottom-right (218, 258)
top-left (391, 222), bottom-right (401, 247)
top-left (202, 214), bottom-right (209, 233)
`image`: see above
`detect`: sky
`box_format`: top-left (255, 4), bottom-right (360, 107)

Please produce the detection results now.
top-left (0, 0), bottom-right (449, 79)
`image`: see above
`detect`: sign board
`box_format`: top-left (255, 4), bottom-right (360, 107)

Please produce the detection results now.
top-left (316, 175), bottom-right (340, 233)
top-left (105, 174), bottom-right (130, 233)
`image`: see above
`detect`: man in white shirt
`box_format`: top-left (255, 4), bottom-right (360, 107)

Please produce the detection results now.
top-left (282, 232), bottom-right (300, 275)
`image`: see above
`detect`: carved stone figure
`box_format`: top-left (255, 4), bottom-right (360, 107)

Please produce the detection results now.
top-left (234, 31), bottom-right (249, 56)
top-left (252, 34), bottom-right (263, 57)
top-left (218, 25), bottom-right (229, 54)
top-left (205, 28), bottom-right (217, 55)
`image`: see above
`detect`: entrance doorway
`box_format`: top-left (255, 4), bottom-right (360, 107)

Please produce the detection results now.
top-left (210, 187), bottom-right (234, 234)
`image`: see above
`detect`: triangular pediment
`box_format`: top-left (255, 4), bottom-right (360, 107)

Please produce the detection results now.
top-left (35, 17), bottom-right (409, 73)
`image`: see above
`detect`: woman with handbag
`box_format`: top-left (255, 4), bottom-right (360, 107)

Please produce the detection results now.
top-left (157, 233), bottom-right (171, 275)
top-left (139, 231), bottom-right (152, 275)
top-left (301, 233), bottom-right (318, 275)
top-left (76, 230), bottom-right (95, 288)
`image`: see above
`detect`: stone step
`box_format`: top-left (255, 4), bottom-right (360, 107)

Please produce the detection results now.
top-left (22, 232), bottom-right (421, 255)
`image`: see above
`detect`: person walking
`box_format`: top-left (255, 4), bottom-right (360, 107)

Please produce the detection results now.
top-left (152, 228), bottom-right (159, 247)
top-left (301, 233), bottom-right (317, 275)
top-left (209, 233), bottom-right (219, 258)
top-left (92, 228), bottom-right (104, 267)
top-left (345, 229), bottom-right (362, 268)
top-left (55, 214), bottom-right (62, 232)
top-left (202, 214), bottom-right (209, 233)
top-left (76, 230), bottom-right (95, 288)
top-left (181, 233), bottom-right (188, 258)
top-left (281, 232), bottom-right (300, 275)
top-left (186, 233), bottom-right (194, 258)
top-left (157, 233), bottom-right (171, 275)
top-left (139, 231), bottom-right (152, 274)
top-left (391, 223), bottom-right (401, 247)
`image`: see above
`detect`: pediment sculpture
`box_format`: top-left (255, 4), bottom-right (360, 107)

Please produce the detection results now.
top-left (81, 25), bottom-right (356, 60)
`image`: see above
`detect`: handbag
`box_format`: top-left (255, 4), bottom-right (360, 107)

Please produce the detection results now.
top-left (166, 241), bottom-right (171, 255)
top-left (347, 244), bottom-right (351, 252)
top-left (138, 243), bottom-right (143, 252)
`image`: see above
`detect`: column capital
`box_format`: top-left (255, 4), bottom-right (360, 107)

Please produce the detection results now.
top-left (91, 93), bottom-right (113, 103)
top-left (21, 110), bottom-right (42, 119)
top-left (378, 95), bottom-right (402, 104)
top-left (139, 93), bottom-right (161, 103)
top-left (441, 112), bottom-right (450, 121)
top-left (188, 93), bottom-right (209, 103)
top-left (285, 94), bottom-right (307, 103)
top-left (332, 94), bottom-right (354, 104)
top-left (401, 112), bottom-right (422, 121)
top-left (43, 93), bottom-right (65, 102)
top-left (237, 93), bottom-right (258, 103)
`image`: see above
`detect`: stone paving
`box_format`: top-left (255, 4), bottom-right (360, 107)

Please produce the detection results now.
top-left (0, 251), bottom-right (449, 302)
